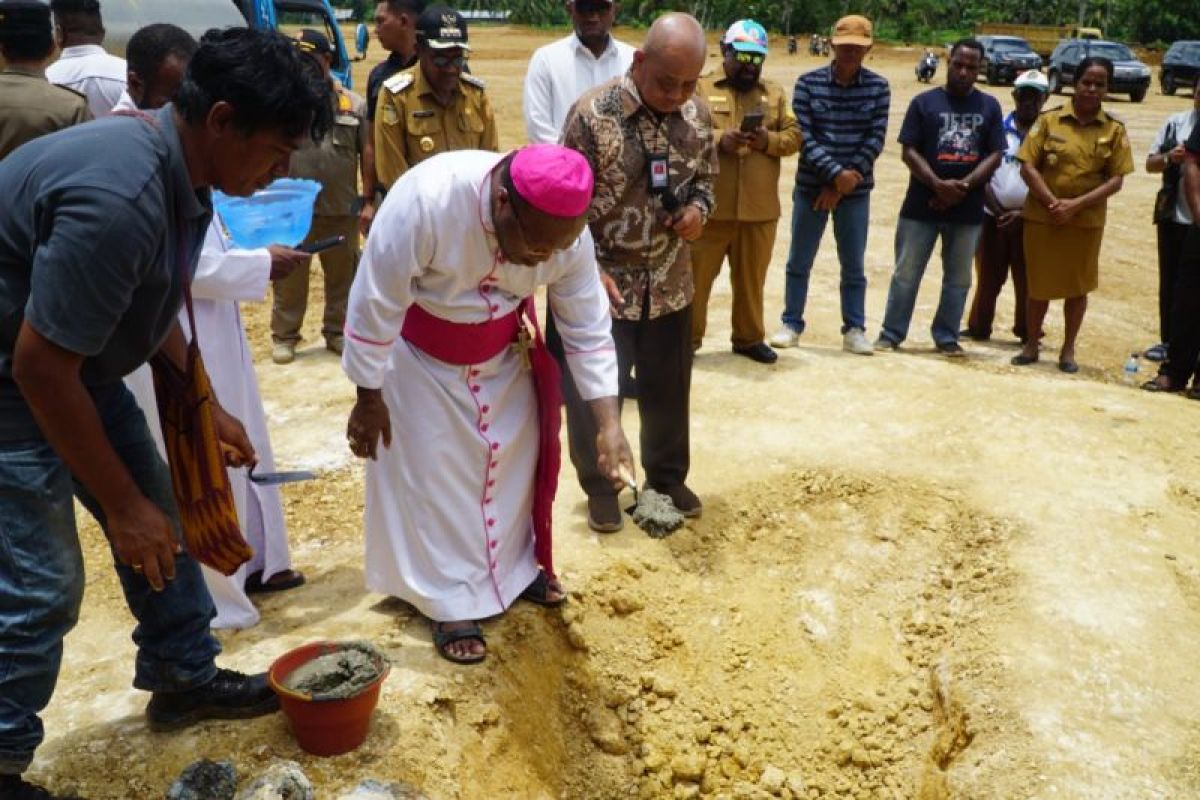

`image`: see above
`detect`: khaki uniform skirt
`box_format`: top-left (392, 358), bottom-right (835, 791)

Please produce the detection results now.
top-left (1023, 219), bottom-right (1104, 300)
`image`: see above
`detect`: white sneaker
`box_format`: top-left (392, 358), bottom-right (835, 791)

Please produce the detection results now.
top-left (842, 327), bottom-right (874, 356)
top-left (271, 342), bottom-right (295, 365)
top-left (768, 326), bottom-right (800, 348)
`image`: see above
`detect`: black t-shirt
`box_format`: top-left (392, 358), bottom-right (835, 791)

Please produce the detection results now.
top-left (366, 51), bottom-right (418, 121)
top-left (1188, 119), bottom-right (1200, 154)
top-left (898, 87), bottom-right (1006, 225)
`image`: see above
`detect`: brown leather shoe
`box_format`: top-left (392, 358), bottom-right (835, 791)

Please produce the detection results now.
top-left (656, 484), bottom-right (702, 518)
top-left (587, 495), bottom-right (623, 533)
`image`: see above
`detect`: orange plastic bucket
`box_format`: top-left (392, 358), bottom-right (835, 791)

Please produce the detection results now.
top-left (268, 641), bottom-right (390, 757)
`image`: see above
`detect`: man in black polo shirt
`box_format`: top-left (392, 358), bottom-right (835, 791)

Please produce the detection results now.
top-left (0, 28), bottom-right (331, 800)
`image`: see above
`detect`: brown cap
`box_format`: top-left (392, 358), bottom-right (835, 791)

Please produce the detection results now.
top-left (831, 15), bottom-right (873, 47)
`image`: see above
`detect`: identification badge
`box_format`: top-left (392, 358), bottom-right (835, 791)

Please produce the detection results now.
top-left (648, 154), bottom-right (670, 192)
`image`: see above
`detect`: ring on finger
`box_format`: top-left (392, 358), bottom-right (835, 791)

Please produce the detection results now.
top-left (131, 563), bottom-right (144, 573)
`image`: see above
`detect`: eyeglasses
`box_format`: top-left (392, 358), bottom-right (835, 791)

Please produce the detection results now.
top-left (734, 51), bottom-right (765, 65)
top-left (430, 53), bottom-right (468, 70)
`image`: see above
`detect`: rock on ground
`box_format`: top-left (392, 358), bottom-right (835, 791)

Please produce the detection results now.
top-left (235, 761), bottom-right (313, 800)
top-left (166, 759), bottom-right (236, 800)
top-left (335, 779), bottom-right (430, 799)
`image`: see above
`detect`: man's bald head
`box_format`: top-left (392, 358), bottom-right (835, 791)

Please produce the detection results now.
top-left (632, 12), bottom-right (707, 115)
top-left (643, 12), bottom-right (706, 62)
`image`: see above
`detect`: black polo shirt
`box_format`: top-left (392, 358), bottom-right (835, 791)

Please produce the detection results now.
top-left (0, 105), bottom-right (211, 441)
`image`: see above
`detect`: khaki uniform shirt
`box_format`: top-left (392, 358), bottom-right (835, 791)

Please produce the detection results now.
top-left (289, 83), bottom-right (367, 218)
top-left (561, 73), bottom-right (718, 321)
top-left (0, 67), bottom-right (91, 161)
top-left (373, 66), bottom-right (499, 188)
top-left (700, 73), bottom-right (800, 222)
top-left (1017, 105), bottom-right (1134, 229)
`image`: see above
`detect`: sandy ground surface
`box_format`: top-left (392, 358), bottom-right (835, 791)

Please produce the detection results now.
top-left (26, 27), bottom-right (1200, 800)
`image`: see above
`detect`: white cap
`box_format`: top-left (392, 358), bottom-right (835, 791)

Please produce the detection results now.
top-left (1013, 70), bottom-right (1049, 93)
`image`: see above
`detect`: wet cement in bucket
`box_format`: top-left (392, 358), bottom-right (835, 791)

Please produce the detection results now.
top-left (282, 641), bottom-right (387, 700)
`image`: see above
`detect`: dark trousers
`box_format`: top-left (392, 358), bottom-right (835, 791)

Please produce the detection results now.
top-left (0, 386), bottom-right (219, 772)
top-left (1156, 220), bottom-right (1190, 343)
top-left (966, 214), bottom-right (1028, 340)
top-left (1161, 225), bottom-right (1200, 387)
top-left (548, 304), bottom-right (692, 498)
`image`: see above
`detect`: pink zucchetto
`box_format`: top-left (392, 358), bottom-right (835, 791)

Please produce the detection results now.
top-left (510, 144), bottom-right (594, 219)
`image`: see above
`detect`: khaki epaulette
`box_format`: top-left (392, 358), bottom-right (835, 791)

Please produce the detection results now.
top-left (462, 73), bottom-right (486, 90)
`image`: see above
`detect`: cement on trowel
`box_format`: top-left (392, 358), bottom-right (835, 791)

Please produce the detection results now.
top-left (282, 641), bottom-right (386, 699)
top-left (629, 488), bottom-right (684, 538)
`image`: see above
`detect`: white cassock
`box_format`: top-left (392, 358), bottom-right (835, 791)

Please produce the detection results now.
top-left (342, 150), bottom-right (618, 622)
top-left (127, 221), bottom-right (292, 629)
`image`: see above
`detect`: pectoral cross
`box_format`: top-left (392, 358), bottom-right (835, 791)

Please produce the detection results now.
top-left (512, 326), bottom-right (533, 371)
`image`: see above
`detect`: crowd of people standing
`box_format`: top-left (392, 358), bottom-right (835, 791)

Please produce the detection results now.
top-left (1, 0), bottom-right (1198, 796)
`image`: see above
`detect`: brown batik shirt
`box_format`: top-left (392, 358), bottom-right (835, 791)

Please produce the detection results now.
top-left (561, 73), bottom-right (717, 321)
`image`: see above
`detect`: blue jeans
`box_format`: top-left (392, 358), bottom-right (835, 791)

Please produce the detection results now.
top-left (879, 217), bottom-right (982, 346)
top-left (0, 385), bottom-right (219, 773)
top-left (780, 188), bottom-right (871, 334)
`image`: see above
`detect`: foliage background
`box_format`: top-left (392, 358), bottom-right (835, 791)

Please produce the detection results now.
top-left (448, 0), bottom-right (1200, 47)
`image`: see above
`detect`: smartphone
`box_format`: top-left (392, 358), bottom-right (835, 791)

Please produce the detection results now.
top-left (299, 235), bottom-right (346, 254)
top-left (740, 110), bottom-right (765, 133)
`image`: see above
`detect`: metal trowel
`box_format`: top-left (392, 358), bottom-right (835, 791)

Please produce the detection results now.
top-left (248, 464), bottom-right (317, 485)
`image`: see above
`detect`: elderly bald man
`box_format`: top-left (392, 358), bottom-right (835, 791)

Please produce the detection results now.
top-left (555, 12), bottom-right (717, 533)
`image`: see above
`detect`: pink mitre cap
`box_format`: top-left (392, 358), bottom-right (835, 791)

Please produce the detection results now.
top-left (510, 144), bottom-right (594, 218)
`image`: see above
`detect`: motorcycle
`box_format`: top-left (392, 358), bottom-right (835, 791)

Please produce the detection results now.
top-left (915, 52), bottom-right (938, 83)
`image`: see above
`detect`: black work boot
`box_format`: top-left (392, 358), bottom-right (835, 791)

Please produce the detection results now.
top-left (145, 668), bottom-right (279, 732)
top-left (0, 774), bottom-right (83, 800)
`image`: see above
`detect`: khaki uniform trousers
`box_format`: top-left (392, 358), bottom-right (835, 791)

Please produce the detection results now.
top-left (271, 215), bottom-right (359, 345)
top-left (690, 219), bottom-right (777, 350)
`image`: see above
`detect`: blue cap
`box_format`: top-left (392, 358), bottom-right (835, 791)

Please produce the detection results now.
top-left (723, 20), bottom-right (768, 55)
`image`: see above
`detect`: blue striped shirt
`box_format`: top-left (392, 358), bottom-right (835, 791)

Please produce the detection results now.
top-left (792, 64), bottom-right (890, 196)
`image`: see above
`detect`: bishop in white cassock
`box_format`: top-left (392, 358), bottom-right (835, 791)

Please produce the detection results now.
top-left (127, 220), bottom-right (309, 629)
top-left (343, 145), bottom-right (633, 664)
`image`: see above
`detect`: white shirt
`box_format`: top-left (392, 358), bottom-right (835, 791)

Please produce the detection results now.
top-left (988, 112), bottom-right (1032, 214)
top-left (522, 34), bottom-right (634, 145)
top-left (45, 44), bottom-right (127, 118)
top-left (1148, 108), bottom-right (1198, 226)
top-left (110, 90), bottom-right (136, 114)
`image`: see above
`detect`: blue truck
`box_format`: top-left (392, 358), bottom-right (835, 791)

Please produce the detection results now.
top-left (100, 0), bottom-right (358, 88)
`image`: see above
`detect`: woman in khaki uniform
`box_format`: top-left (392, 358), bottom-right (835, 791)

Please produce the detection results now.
top-left (1012, 56), bottom-right (1133, 372)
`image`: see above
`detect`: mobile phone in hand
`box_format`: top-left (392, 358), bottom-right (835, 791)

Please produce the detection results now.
top-left (299, 235), bottom-right (346, 254)
top-left (739, 110), bottom-right (765, 133)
